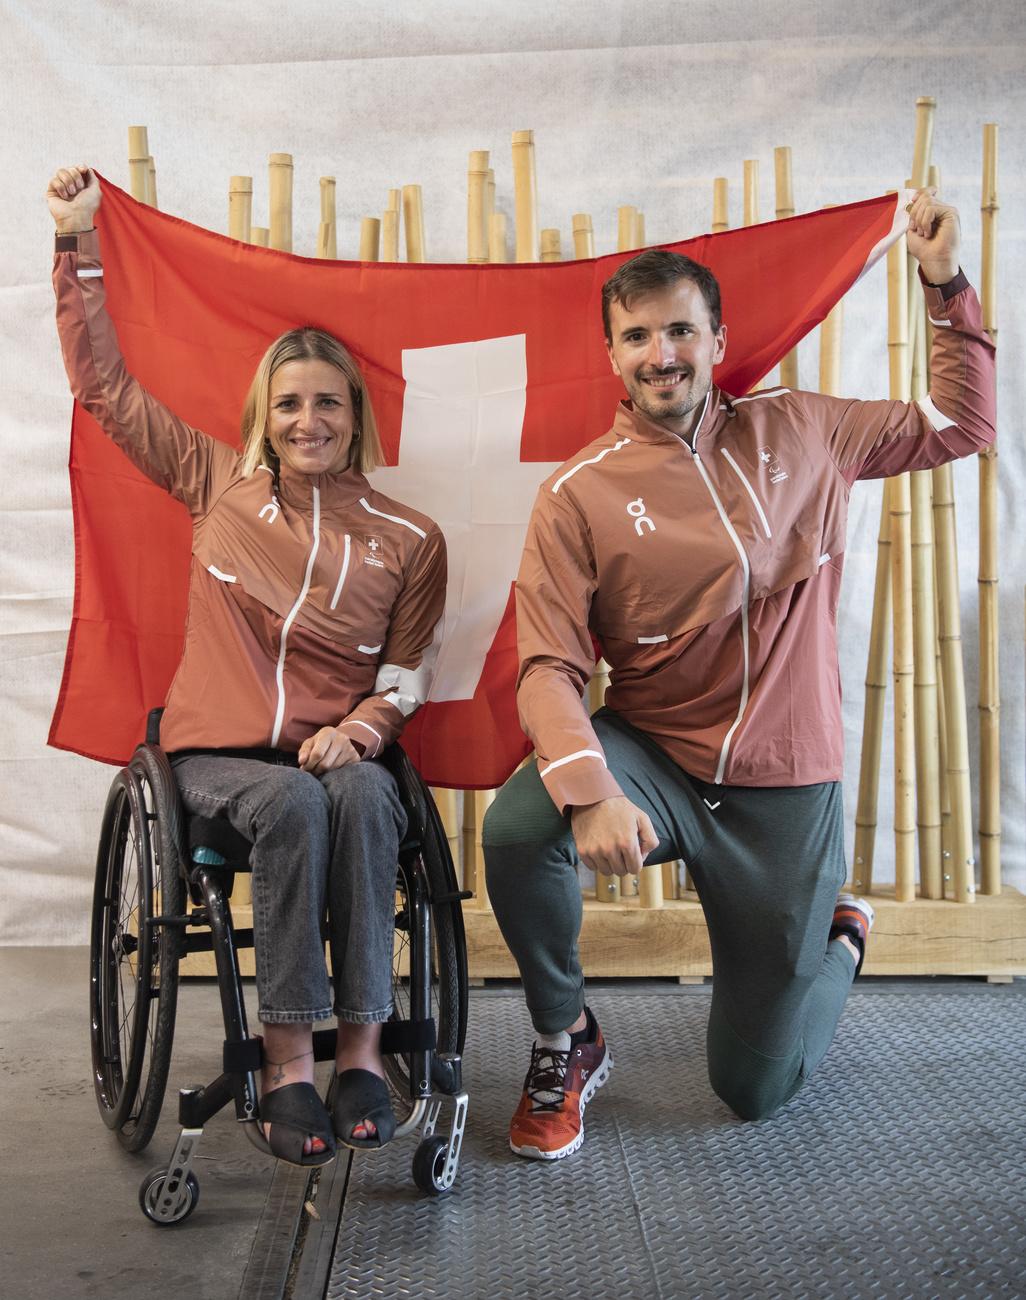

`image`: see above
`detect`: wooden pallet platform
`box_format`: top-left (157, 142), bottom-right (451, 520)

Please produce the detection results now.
top-left (180, 886), bottom-right (1026, 980)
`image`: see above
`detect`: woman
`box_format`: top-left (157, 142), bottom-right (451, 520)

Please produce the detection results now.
top-left (48, 165), bottom-right (447, 1167)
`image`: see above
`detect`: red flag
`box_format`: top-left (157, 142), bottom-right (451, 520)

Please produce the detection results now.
top-left (49, 177), bottom-right (902, 786)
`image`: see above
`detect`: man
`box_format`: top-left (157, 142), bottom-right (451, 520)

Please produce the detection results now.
top-left (482, 190), bottom-right (995, 1160)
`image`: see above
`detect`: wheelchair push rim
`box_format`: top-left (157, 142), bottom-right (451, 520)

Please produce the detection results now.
top-left (89, 749), bottom-right (183, 1148)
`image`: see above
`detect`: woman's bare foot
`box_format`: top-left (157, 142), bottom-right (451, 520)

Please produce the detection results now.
top-left (336, 1021), bottom-right (386, 1141)
top-left (261, 1022), bottom-right (326, 1157)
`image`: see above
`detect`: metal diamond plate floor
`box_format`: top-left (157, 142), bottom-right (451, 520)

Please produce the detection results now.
top-left (320, 982), bottom-right (1025, 1299)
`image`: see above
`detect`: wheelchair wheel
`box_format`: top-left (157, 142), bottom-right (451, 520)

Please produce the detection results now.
top-left (90, 745), bottom-right (184, 1152)
top-left (385, 749), bottom-right (468, 1106)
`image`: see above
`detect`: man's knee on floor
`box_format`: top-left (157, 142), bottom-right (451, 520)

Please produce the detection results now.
top-left (706, 1014), bottom-right (803, 1123)
top-left (707, 1060), bottom-right (796, 1123)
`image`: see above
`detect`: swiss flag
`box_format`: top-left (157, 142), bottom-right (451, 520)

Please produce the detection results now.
top-left (49, 177), bottom-right (902, 787)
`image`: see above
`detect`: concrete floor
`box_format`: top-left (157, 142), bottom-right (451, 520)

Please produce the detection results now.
top-left (0, 948), bottom-right (288, 1300)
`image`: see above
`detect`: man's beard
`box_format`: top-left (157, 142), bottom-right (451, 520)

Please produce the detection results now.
top-left (630, 369), bottom-right (705, 423)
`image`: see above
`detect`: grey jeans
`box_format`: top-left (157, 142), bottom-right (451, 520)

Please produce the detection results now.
top-left (482, 709), bottom-right (854, 1121)
top-left (171, 753), bottom-right (406, 1025)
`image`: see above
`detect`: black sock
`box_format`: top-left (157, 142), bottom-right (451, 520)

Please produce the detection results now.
top-left (569, 1006), bottom-right (597, 1048)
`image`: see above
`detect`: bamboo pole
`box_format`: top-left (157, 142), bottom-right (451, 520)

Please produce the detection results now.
top-left (381, 189), bottom-right (400, 263)
top-left (486, 168), bottom-right (496, 232)
top-left (774, 147), bottom-right (799, 390)
top-left (661, 861), bottom-right (679, 900)
top-left (467, 149), bottom-right (490, 264)
top-left (319, 177), bottom-right (337, 259)
top-left (250, 227), bottom-right (269, 248)
top-left (512, 130), bottom-right (539, 262)
top-left (268, 152), bottom-right (293, 252)
top-left (359, 217), bottom-right (381, 261)
top-left (852, 485), bottom-right (893, 893)
top-left (488, 212), bottom-right (508, 263)
top-left (933, 458), bottom-right (975, 902)
top-left (978, 123), bottom-right (1000, 895)
top-left (540, 229), bottom-right (562, 262)
top-left (146, 158), bottom-right (158, 209)
top-left (431, 789), bottom-right (462, 887)
top-left (462, 791), bottom-right (495, 910)
top-left (228, 176), bottom-right (253, 243)
top-left (635, 211), bottom-right (646, 249)
top-left (742, 160), bottom-right (759, 226)
top-left (886, 235), bottom-right (916, 902)
top-left (402, 184), bottom-right (426, 263)
top-left (127, 126), bottom-right (150, 204)
top-left (572, 214), bottom-right (594, 259)
top-left (818, 299), bottom-right (843, 396)
top-left (617, 205), bottom-right (638, 252)
top-left (639, 863), bottom-right (663, 909)
top-left (711, 178), bottom-right (729, 233)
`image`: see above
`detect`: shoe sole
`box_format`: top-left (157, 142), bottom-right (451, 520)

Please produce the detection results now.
top-left (509, 1046), bottom-right (613, 1161)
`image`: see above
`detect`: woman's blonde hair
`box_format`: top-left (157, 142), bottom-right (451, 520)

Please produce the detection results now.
top-left (239, 327), bottom-right (385, 477)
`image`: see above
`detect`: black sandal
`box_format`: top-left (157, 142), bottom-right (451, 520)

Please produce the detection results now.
top-left (332, 1069), bottom-right (396, 1150)
top-left (259, 1081), bottom-right (336, 1168)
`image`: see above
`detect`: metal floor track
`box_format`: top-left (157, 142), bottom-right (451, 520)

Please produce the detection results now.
top-left (296, 981), bottom-right (1025, 1299)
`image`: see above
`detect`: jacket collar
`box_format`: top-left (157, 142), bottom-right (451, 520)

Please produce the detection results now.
top-left (276, 461), bottom-right (370, 512)
top-left (611, 385), bottom-right (722, 450)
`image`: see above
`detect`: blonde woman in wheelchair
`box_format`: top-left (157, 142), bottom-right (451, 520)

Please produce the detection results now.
top-left (49, 165), bottom-right (446, 1168)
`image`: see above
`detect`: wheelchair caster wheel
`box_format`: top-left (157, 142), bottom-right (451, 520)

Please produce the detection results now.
top-left (412, 1134), bottom-right (453, 1196)
top-left (139, 1165), bottom-right (200, 1225)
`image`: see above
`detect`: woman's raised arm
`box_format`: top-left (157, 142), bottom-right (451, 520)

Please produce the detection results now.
top-left (48, 165), bottom-right (232, 515)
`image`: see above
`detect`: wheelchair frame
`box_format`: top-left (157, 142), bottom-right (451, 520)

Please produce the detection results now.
top-left (90, 711), bottom-right (471, 1225)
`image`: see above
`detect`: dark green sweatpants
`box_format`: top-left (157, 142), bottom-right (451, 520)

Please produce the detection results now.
top-left (482, 709), bottom-right (856, 1121)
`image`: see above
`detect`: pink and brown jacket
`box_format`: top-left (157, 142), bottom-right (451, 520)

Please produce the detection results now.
top-left (54, 229), bottom-right (446, 758)
top-left (516, 271), bottom-right (996, 812)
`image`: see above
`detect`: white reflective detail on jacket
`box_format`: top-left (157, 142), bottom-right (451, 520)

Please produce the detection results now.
top-left (359, 497), bottom-right (426, 539)
top-left (819, 553), bottom-right (832, 566)
top-left (207, 565), bottom-right (237, 583)
top-left (377, 662), bottom-right (429, 717)
top-left (76, 268), bottom-right (103, 279)
top-left (720, 448), bottom-right (772, 540)
top-left (329, 534), bottom-right (351, 610)
top-left (539, 749), bottom-right (607, 778)
top-left (729, 388), bottom-right (789, 406)
top-left (916, 395), bottom-right (955, 432)
top-left (928, 316), bottom-right (953, 328)
top-left (342, 718), bottom-right (383, 756)
top-left (358, 643), bottom-right (383, 655)
top-left (258, 499), bottom-right (280, 524)
top-left (551, 438), bottom-right (631, 494)
top-left (375, 611), bottom-right (442, 717)
top-left (690, 449), bottom-right (751, 784)
top-left (637, 634), bottom-right (668, 644)
top-left (270, 486), bottom-right (321, 747)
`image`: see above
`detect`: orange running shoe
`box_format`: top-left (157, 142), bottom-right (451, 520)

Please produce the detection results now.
top-left (509, 1012), bottom-right (612, 1161)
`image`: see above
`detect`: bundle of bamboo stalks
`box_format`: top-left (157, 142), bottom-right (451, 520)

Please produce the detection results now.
top-left (122, 100), bottom-right (1003, 934)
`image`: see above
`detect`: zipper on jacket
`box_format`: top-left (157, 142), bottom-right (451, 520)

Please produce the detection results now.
top-left (329, 534), bottom-right (351, 610)
top-left (688, 438), bottom-right (752, 784)
top-left (270, 486), bottom-right (321, 747)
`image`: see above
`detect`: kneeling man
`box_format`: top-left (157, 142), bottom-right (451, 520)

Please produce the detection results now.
top-left (483, 191), bottom-right (995, 1159)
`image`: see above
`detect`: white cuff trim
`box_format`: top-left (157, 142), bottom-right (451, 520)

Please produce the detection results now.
top-left (340, 719), bottom-right (383, 756)
top-left (207, 565), bottom-right (237, 583)
top-left (76, 268), bottom-right (103, 279)
top-left (539, 749), bottom-right (607, 778)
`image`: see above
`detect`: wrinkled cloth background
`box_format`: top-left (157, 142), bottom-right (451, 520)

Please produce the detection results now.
top-left (2, 0), bottom-right (1023, 942)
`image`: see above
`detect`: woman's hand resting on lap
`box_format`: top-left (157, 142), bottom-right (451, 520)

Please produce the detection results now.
top-left (297, 727), bottom-right (362, 774)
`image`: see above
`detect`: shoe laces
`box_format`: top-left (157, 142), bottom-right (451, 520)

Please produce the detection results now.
top-left (524, 1043), bottom-right (570, 1112)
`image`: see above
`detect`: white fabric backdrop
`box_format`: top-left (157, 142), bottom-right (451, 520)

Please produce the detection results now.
top-left (2, 0), bottom-right (1023, 943)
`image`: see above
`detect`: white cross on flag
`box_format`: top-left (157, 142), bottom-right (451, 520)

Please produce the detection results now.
top-left (49, 177), bottom-right (906, 786)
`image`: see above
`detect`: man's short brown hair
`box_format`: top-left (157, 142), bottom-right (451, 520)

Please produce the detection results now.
top-left (602, 250), bottom-right (722, 341)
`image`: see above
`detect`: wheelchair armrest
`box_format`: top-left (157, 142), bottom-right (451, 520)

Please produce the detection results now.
top-left (146, 707), bottom-right (165, 746)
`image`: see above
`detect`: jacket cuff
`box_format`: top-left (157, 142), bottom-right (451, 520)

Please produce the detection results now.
top-left (919, 266), bottom-right (970, 305)
top-left (55, 228), bottom-right (101, 257)
top-left (538, 756), bottom-right (625, 816)
top-left (337, 719), bottom-right (383, 759)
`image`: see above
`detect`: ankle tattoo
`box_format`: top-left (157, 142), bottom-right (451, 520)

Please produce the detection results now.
top-left (266, 1049), bottom-right (313, 1085)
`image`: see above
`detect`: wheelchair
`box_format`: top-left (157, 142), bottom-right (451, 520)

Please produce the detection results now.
top-left (89, 710), bottom-right (471, 1225)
